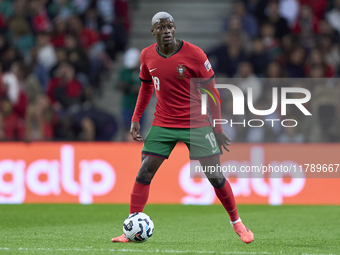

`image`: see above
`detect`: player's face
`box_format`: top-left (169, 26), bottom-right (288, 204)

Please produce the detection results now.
top-left (151, 18), bottom-right (176, 46)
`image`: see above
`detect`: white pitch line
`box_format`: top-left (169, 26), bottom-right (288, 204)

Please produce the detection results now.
top-left (0, 247), bottom-right (272, 254)
top-left (0, 247), bottom-right (338, 255)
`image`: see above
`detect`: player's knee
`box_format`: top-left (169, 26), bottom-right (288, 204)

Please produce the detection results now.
top-left (137, 166), bottom-right (155, 183)
top-left (137, 155), bottom-right (163, 183)
top-left (208, 177), bottom-right (225, 189)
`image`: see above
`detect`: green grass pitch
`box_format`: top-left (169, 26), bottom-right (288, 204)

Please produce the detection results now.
top-left (0, 204), bottom-right (339, 254)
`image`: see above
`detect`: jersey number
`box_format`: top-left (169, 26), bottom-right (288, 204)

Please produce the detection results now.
top-left (152, 76), bottom-right (160, 91)
top-left (205, 132), bottom-right (217, 148)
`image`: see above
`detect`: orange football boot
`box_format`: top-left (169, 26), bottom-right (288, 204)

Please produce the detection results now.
top-left (111, 234), bottom-right (131, 243)
top-left (232, 221), bottom-right (254, 244)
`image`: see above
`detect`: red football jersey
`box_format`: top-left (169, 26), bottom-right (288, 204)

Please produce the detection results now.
top-left (137, 40), bottom-right (215, 128)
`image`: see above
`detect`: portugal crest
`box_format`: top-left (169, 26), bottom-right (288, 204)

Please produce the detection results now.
top-left (176, 64), bottom-right (187, 79)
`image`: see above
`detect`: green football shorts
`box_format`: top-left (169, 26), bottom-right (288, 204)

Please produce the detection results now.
top-left (142, 126), bottom-right (221, 160)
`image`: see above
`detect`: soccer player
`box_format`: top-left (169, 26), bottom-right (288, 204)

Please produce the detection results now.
top-left (111, 12), bottom-right (254, 244)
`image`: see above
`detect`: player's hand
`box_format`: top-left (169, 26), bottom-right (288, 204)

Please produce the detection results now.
top-left (214, 131), bottom-right (231, 154)
top-left (130, 122), bottom-right (143, 142)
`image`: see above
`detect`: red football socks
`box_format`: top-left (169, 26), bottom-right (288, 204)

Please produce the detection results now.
top-left (214, 180), bottom-right (239, 222)
top-left (129, 181), bottom-right (150, 214)
top-left (129, 179), bottom-right (238, 221)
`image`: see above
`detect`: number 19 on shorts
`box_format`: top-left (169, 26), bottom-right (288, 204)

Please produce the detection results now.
top-left (205, 132), bottom-right (217, 149)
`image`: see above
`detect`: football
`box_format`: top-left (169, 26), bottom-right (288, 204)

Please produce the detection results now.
top-left (123, 212), bottom-right (154, 242)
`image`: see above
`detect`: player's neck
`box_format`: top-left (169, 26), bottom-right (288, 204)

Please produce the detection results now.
top-left (158, 39), bottom-right (180, 56)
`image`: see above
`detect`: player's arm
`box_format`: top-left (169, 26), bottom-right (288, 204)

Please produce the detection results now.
top-left (130, 49), bottom-right (154, 141)
top-left (201, 78), bottom-right (231, 153)
top-left (130, 80), bottom-right (154, 141)
top-left (196, 46), bottom-right (230, 153)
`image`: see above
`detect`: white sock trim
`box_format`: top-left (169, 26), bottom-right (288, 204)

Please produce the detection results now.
top-left (230, 218), bottom-right (241, 226)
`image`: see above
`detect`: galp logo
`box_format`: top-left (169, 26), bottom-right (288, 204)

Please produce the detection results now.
top-left (0, 145), bottom-right (116, 204)
top-left (201, 84), bottom-right (312, 127)
top-left (179, 146), bottom-right (306, 205)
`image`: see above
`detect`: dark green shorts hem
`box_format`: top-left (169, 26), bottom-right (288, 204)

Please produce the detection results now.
top-left (190, 153), bottom-right (221, 160)
top-left (142, 151), bottom-right (169, 159)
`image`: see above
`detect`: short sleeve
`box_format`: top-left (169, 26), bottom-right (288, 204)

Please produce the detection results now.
top-left (139, 49), bottom-right (152, 83)
top-left (194, 48), bottom-right (215, 81)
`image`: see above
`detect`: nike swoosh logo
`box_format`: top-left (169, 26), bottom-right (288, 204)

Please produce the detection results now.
top-left (149, 68), bottom-right (157, 72)
top-left (212, 148), bottom-right (218, 153)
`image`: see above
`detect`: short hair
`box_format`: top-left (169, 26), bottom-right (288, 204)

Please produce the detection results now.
top-left (151, 12), bottom-right (174, 27)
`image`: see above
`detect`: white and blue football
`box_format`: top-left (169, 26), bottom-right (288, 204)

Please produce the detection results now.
top-left (123, 212), bottom-right (154, 242)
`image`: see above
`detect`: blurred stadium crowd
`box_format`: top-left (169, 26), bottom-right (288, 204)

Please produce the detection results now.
top-left (206, 0), bottom-right (340, 143)
top-left (0, 0), bottom-right (339, 143)
top-left (0, 0), bottom-right (130, 141)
